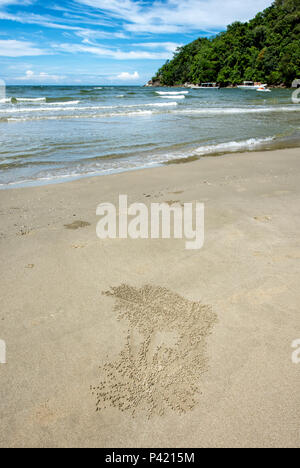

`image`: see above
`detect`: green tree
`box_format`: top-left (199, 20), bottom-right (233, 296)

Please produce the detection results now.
top-left (152, 0), bottom-right (300, 87)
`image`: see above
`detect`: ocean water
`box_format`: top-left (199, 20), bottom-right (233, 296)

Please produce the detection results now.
top-left (0, 85), bottom-right (299, 188)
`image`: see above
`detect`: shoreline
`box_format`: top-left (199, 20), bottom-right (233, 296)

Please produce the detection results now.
top-left (1, 137), bottom-right (300, 191)
top-left (0, 147), bottom-right (299, 448)
top-left (2, 145), bottom-right (299, 196)
top-left (1, 86), bottom-right (299, 191)
top-left (145, 83), bottom-right (294, 89)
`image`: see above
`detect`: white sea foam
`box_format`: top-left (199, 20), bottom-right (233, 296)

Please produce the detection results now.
top-left (5, 109), bottom-right (154, 122)
top-left (173, 106), bottom-right (300, 115)
top-left (156, 91), bottom-right (189, 95)
top-left (118, 110), bottom-right (153, 117)
top-left (193, 137), bottom-right (274, 156)
top-left (15, 97), bottom-right (46, 102)
top-left (7, 118), bottom-right (27, 122)
top-left (90, 110), bottom-right (154, 118)
top-left (0, 98), bottom-right (12, 104)
top-left (46, 101), bottom-right (80, 106)
top-left (148, 102), bottom-right (178, 107)
top-left (140, 137), bottom-right (275, 166)
top-left (0, 102), bottom-right (177, 114)
top-left (161, 95), bottom-right (185, 99)
top-left (0, 106), bottom-right (81, 113)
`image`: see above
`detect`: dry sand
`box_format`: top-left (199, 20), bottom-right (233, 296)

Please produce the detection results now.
top-left (0, 148), bottom-right (299, 448)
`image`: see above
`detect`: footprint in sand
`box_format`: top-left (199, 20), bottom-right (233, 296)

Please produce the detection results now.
top-left (254, 215), bottom-right (272, 223)
top-left (64, 220), bottom-right (91, 230)
top-left (71, 244), bottom-right (86, 249)
top-left (164, 200), bottom-right (183, 206)
top-left (19, 226), bottom-right (33, 236)
top-left (143, 191), bottom-right (164, 199)
top-left (91, 284), bottom-right (217, 418)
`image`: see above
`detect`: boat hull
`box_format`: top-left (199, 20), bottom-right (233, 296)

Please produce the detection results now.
top-left (237, 84), bottom-right (267, 90)
top-left (189, 86), bottom-right (220, 89)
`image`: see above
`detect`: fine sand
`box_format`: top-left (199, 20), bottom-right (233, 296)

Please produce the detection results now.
top-left (0, 148), bottom-right (299, 448)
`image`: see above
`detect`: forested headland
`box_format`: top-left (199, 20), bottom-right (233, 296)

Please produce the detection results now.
top-left (151, 0), bottom-right (300, 87)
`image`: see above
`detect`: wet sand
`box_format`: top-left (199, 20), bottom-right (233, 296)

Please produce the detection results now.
top-left (0, 148), bottom-right (299, 447)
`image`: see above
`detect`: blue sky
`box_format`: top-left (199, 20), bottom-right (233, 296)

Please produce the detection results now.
top-left (0, 0), bottom-right (274, 85)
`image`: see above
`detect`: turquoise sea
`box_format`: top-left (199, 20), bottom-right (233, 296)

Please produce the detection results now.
top-left (0, 85), bottom-right (299, 188)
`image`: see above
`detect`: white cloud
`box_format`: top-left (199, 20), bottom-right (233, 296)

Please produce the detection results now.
top-left (75, 0), bottom-right (274, 33)
top-left (0, 4), bottom-right (113, 32)
top-left (115, 71), bottom-right (140, 80)
top-left (75, 28), bottom-right (129, 42)
top-left (0, 40), bottom-right (44, 57)
top-left (0, 11), bottom-right (87, 31)
top-left (19, 70), bottom-right (66, 82)
top-left (133, 42), bottom-right (182, 53)
top-left (56, 43), bottom-right (174, 60)
top-left (0, 0), bottom-right (28, 5)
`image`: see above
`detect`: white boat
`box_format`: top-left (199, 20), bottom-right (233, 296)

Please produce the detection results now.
top-left (257, 86), bottom-right (271, 92)
top-left (189, 82), bottom-right (220, 89)
top-left (237, 81), bottom-right (267, 90)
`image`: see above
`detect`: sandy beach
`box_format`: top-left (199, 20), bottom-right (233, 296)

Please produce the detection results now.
top-left (0, 147), bottom-right (299, 448)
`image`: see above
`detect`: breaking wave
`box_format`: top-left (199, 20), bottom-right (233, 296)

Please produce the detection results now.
top-left (14, 97), bottom-right (46, 102)
top-left (156, 91), bottom-right (189, 95)
top-left (174, 106), bottom-right (300, 115)
top-left (160, 95), bottom-right (185, 99)
top-left (192, 137), bottom-right (274, 156)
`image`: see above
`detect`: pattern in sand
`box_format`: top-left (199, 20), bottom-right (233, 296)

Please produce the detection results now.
top-left (91, 284), bottom-right (217, 418)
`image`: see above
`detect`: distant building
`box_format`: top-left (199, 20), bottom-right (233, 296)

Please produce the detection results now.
top-left (292, 79), bottom-right (300, 88)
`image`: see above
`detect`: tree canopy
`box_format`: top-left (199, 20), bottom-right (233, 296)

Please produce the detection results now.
top-left (153, 0), bottom-right (300, 87)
